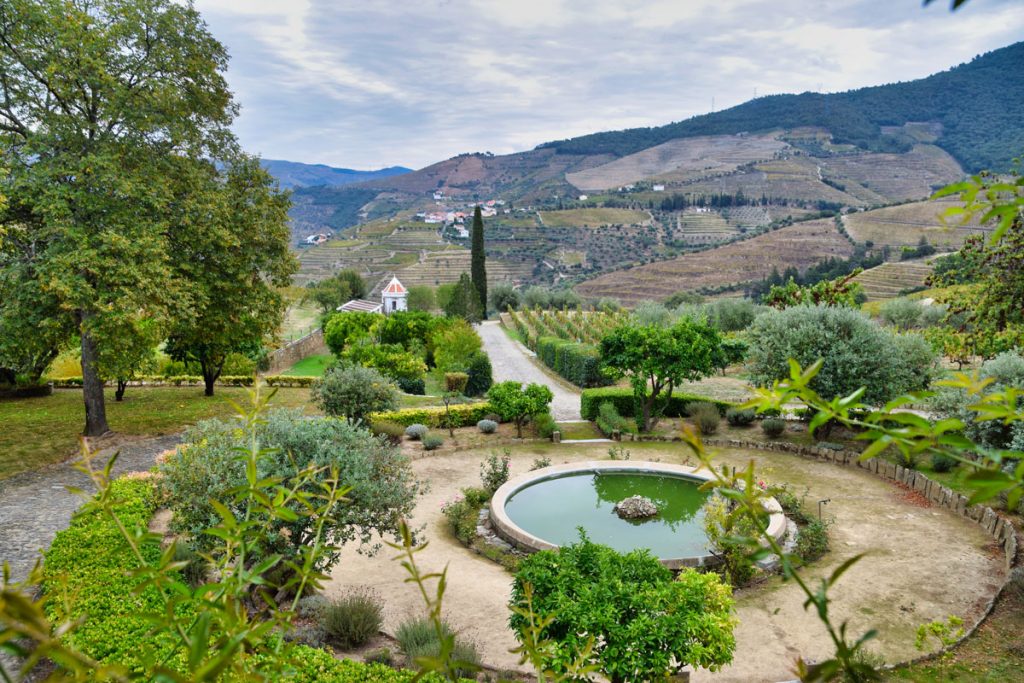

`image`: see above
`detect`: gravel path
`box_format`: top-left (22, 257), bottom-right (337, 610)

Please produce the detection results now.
top-left (0, 433), bottom-right (183, 585)
top-left (476, 321), bottom-right (582, 420)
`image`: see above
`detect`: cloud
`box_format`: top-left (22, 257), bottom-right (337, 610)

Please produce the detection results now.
top-left (194, 0), bottom-right (1024, 170)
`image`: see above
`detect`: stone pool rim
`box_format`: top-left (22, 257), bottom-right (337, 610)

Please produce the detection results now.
top-left (489, 460), bottom-right (787, 570)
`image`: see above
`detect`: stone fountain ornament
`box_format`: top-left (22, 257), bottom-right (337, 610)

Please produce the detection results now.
top-left (613, 495), bottom-right (659, 520)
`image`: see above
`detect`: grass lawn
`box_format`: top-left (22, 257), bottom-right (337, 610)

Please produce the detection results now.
top-left (556, 422), bottom-right (604, 440)
top-left (0, 386), bottom-right (315, 481)
top-left (281, 353), bottom-right (333, 377)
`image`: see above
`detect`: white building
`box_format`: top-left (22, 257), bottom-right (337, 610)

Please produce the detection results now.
top-left (381, 276), bottom-right (408, 314)
top-left (652, 184), bottom-right (665, 192)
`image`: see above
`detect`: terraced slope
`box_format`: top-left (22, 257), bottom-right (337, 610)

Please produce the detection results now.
top-left (844, 198), bottom-right (988, 248)
top-left (851, 260), bottom-right (934, 301)
top-left (575, 219), bottom-right (854, 306)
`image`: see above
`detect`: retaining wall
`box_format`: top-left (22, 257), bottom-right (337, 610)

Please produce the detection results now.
top-left (265, 329), bottom-right (328, 374)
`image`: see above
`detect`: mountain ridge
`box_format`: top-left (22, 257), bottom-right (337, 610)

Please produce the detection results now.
top-left (262, 159), bottom-right (411, 190)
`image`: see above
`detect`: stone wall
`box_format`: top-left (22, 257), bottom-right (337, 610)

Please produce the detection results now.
top-left (265, 329), bottom-right (328, 375)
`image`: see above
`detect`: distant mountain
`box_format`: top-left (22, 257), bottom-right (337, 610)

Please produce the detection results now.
top-left (262, 159), bottom-right (411, 189)
top-left (539, 42), bottom-right (1024, 174)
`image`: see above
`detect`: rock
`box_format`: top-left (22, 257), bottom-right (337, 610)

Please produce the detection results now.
top-left (613, 495), bottom-right (659, 520)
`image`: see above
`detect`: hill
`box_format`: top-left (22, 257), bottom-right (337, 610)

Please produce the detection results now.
top-left (539, 42), bottom-right (1024, 174)
top-left (262, 159), bottom-right (411, 189)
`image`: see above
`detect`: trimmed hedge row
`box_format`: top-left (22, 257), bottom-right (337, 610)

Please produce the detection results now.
top-left (535, 337), bottom-right (611, 388)
top-left (48, 375), bottom-right (318, 389)
top-left (369, 403), bottom-right (496, 428)
top-left (42, 477), bottom-right (452, 681)
top-left (580, 387), bottom-right (735, 421)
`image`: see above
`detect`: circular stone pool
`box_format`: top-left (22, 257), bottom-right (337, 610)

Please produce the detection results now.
top-left (489, 461), bottom-right (787, 569)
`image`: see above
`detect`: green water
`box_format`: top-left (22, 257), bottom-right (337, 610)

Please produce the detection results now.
top-left (503, 471), bottom-right (710, 558)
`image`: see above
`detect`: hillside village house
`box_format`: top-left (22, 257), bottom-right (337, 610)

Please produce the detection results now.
top-left (336, 276), bottom-right (408, 315)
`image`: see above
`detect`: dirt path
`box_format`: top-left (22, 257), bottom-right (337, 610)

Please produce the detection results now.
top-left (0, 433), bottom-right (183, 585)
top-left (327, 440), bottom-right (1002, 681)
top-left (476, 320), bottom-right (581, 420)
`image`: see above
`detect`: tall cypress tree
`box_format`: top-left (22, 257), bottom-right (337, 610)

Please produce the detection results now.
top-left (470, 205), bottom-right (488, 318)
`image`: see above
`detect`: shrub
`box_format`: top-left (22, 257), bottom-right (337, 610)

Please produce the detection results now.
top-left (879, 297), bottom-right (924, 331)
top-left (703, 495), bottom-right (757, 586)
top-left (395, 616), bottom-right (481, 679)
top-left (579, 387), bottom-right (733, 421)
top-left (312, 364), bottom-right (398, 421)
top-left (323, 311), bottom-right (379, 354)
top-left (422, 433), bottom-right (444, 451)
top-left (510, 537), bottom-right (736, 680)
top-left (931, 452), bottom-right (958, 473)
top-left (595, 401), bottom-right (633, 436)
top-left (795, 518), bottom-right (831, 562)
top-left (396, 376), bottom-right (426, 395)
top-left (441, 487), bottom-right (490, 543)
top-left (369, 403), bottom-right (496, 428)
top-left (746, 305), bottom-right (937, 405)
top-left (444, 371), bottom-right (469, 393)
top-left (321, 590), bottom-right (384, 648)
top-left (762, 417), bottom-right (787, 437)
top-left (464, 351), bottom-right (493, 397)
top-left (283, 624), bottom-right (328, 649)
top-left (481, 450), bottom-right (511, 493)
top-left (343, 341), bottom-right (427, 382)
top-left (365, 647), bottom-right (393, 666)
top-left (160, 410), bottom-right (421, 575)
top-left (371, 420), bottom-right (406, 446)
top-left (489, 283), bottom-right (521, 312)
top-left (404, 423), bottom-right (428, 441)
top-left (432, 319), bottom-right (483, 372)
top-left (487, 381), bottom-right (554, 438)
top-left (689, 401), bottom-right (721, 434)
top-left (725, 407), bottom-right (756, 426)
top-left (531, 457), bottom-right (552, 470)
top-left (172, 542), bottom-right (207, 587)
top-left (477, 419), bottom-right (498, 434)
top-left (536, 337), bottom-right (609, 388)
top-left (533, 411), bottom-right (557, 439)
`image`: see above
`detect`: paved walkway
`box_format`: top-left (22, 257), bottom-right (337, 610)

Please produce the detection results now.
top-left (0, 433), bottom-right (183, 585)
top-left (476, 321), bottom-right (582, 420)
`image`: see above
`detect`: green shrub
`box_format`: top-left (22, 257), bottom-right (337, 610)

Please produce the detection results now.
top-left (365, 647), bottom-right (394, 666)
top-left (396, 376), bottom-right (426, 395)
top-left (595, 401), bottom-right (634, 436)
top-left (579, 387), bottom-right (734, 421)
top-left (689, 401), bottom-right (721, 434)
top-left (476, 419), bottom-right (497, 434)
top-left (422, 433), bottom-right (444, 451)
top-left (159, 410), bottom-right (421, 575)
top-left (394, 617), bottom-right (480, 679)
top-left (480, 450), bottom-right (511, 493)
top-left (773, 484), bottom-right (812, 525)
top-left (172, 542), bottom-right (208, 587)
top-left (796, 518), bottom-right (831, 563)
top-left (405, 424), bottom-right (428, 441)
top-left (761, 418), bottom-right (786, 437)
top-left (371, 420), bottom-right (406, 446)
top-left (286, 645), bottom-right (447, 682)
top-left (323, 311), bottom-right (379, 354)
top-left (531, 457), bottom-right (552, 470)
top-left (725, 408), bottom-right (755, 426)
top-left (312, 364), bottom-right (399, 421)
top-left (441, 487), bottom-right (490, 543)
top-left (369, 403), bottom-right (496, 428)
top-left (536, 336), bottom-right (610, 388)
top-left (533, 411), bottom-right (557, 439)
top-left (464, 351), bottom-right (493, 397)
top-left (321, 590), bottom-right (384, 648)
top-left (931, 452), bottom-right (958, 473)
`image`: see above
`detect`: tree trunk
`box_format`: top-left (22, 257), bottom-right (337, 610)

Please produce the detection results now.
top-left (79, 319), bottom-right (110, 436)
top-left (201, 359), bottom-right (220, 397)
top-left (115, 379), bottom-right (127, 401)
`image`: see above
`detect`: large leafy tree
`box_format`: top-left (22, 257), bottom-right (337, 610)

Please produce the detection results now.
top-left (600, 318), bottom-right (723, 432)
top-left (444, 272), bottom-right (483, 322)
top-left (164, 156), bottom-right (295, 396)
top-left (470, 206), bottom-right (487, 318)
top-left (0, 0), bottom-right (238, 434)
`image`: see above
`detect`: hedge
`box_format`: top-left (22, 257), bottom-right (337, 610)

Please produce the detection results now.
top-left (535, 337), bottom-right (611, 388)
top-left (41, 477), bottom-right (453, 681)
top-left (580, 387), bottom-right (735, 421)
top-left (369, 403), bottom-right (496, 428)
top-left (48, 375), bottom-right (317, 389)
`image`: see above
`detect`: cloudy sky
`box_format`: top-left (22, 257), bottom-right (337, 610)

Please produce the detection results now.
top-left (194, 0), bottom-right (1024, 171)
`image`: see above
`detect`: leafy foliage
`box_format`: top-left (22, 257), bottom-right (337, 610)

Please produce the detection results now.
top-left (321, 590), bottom-right (384, 648)
top-left (486, 381), bottom-right (554, 438)
top-left (311, 364), bottom-right (399, 421)
top-left (509, 537), bottom-right (737, 681)
top-left (443, 273), bottom-right (483, 322)
top-left (470, 206), bottom-right (487, 319)
top-left (600, 318), bottom-right (723, 431)
top-left (324, 312), bottom-right (379, 355)
top-left (764, 273), bottom-right (864, 309)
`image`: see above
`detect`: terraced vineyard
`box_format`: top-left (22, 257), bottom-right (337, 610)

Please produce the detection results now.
top-left (575, 218), bottom-right (855, 306)
top-left (851, 260), bottom-right (934, 301)
top-left (538, 207), bottom-right (650, 228)
top-left (675, 210), bottom-right (737, 244)
top-left (844, 198), bottom-right (989, 249)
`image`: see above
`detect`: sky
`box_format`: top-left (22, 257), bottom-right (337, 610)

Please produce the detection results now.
top-left (193, 0), bottom-right (1024, 171)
